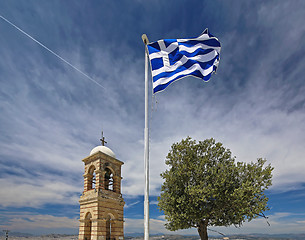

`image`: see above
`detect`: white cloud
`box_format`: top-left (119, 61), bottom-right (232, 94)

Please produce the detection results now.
top-left (150, 201), bottom-right (158, 205)
top-left (124, 217), bottom-right (196, 235)
top-left (0, 213), bottom-right (78, 232)
top-left (0, 177), bottom-right (80, 207)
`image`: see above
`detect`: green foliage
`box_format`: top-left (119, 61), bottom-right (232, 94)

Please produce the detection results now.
top-left (158, 137), bottom-right (273, 235)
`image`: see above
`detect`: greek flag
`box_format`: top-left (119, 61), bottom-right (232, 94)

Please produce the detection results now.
top-left (147, 29), bottom-right (221, 93)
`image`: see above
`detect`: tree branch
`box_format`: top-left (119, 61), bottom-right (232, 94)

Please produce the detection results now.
top-left (207, 228), bottom-right (226, 237)
top-left (256, 212), bottom-right (270, 226)
top-left (250, 206), bottom-right (271, 226)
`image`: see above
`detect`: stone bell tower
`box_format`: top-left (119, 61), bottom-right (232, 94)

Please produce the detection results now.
top-left (79, 135), bottom-right (124, 240)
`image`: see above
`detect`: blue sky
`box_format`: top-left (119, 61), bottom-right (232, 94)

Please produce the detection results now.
top-left (0, 0), bottom-right (305, 236)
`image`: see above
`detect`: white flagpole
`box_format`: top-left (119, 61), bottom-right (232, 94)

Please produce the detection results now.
top-left (142, 34), bottom-right (150, 240)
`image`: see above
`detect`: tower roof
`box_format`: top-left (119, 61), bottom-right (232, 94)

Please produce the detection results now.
top-left (89, 145), bottom-right (116, 158)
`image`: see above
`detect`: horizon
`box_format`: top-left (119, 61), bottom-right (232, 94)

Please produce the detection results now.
top-left (1, 0), bottom-right (305, 236)
top-left (1, 231), bottom-right (305, 237)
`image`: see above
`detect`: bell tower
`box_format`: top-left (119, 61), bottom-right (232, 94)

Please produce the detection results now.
top-left (78, 135), bottom-right (124, 240)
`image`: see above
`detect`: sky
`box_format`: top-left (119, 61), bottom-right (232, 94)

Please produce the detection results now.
top-left (0, 0), bottom-right (305, 237)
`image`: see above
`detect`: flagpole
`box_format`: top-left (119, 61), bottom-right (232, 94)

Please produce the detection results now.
top-left (142, 34), bottom-right (150, 240)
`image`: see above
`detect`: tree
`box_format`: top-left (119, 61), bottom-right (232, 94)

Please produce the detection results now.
top-left (158, 137), bottom-right (273, 240)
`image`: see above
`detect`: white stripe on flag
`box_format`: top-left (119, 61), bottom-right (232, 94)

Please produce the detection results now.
top-left (152, 63), bottom-right (214, 89)
top-left (178, 43), bottom-right (221, 54)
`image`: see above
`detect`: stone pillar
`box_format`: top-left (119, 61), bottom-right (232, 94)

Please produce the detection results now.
top-left (112, 176), bottom-right (121, 193)
top-left (83, 173), bottom-right (93, 192)
top-left (110, 219), bottom-right (124, 240)
top-left (91, 219), bottom-right (99, 240)
top-left (79, 218), bottom-right (92, 240)
top-left (78, 219), bottom-right (86, 240)
top-left (96, 219), bottom-right (107, 240)
top-left (95, 170), bottom-right (105, 192)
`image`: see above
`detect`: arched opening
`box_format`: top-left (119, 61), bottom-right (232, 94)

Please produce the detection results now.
top-left (84, 212), bottom-right (92, 240)
top-left (104, 168), bottom-right (114, 191)
top-left (92, 171), bottom-right (96, 189)
top-left (106, 214), bottom-right (113, 240)
top-left (88, 166), bottom-right (96, 190)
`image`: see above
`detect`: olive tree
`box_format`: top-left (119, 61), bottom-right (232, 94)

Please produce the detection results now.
top-left (158, 137), bottom-right (273, 240)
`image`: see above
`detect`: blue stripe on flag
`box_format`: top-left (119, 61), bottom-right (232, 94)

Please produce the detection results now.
top-left (179, 39), bottom-right (221, 48)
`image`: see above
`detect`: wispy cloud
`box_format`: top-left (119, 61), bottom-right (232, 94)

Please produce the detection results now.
top-left (125, 201), bottom-right (140, 209)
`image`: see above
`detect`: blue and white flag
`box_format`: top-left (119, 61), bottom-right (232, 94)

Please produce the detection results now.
top-left (147, 29), bottom-right (221, 93)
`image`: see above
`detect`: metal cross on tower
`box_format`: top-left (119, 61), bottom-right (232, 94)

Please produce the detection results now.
top-left (100, 131), bottom-right (107, 146)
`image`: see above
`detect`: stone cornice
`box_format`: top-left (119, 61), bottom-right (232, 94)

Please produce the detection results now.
top-left (79, 190), bottom-right (125, 205)
top-left (79, 218), bottom-right (125, 222)
top-left (82, 151), bottom-right (124, 166)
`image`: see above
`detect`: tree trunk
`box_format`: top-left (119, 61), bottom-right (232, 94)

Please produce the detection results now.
top-left (197, 219), bottom-right (208, 240)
